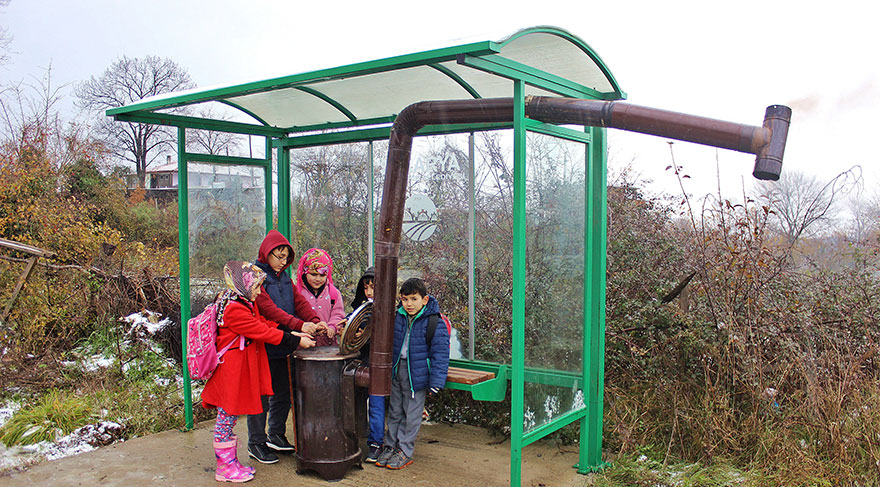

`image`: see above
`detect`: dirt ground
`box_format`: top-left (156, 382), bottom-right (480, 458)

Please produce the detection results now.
top-left (0, 419), bottom-right (597, 487)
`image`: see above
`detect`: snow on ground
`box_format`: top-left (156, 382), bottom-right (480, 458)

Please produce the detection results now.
top-left (1, 400), bottom-right (127, 473)
top-left (1, 310), bottom-right (168, 474)
top-left (0, 403), bottom-right (17, 429)
top-left (58, 310), bottom-right (174, 373)
top-left (60, 354), bottom-right (115, 372)
top-left (1, 419), bottom-right (125, 473)
top-left (121, 311), bottom-right (172, 336)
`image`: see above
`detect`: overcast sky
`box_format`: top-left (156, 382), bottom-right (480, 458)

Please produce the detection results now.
top-left (3, 0), bottom-right (878, 203)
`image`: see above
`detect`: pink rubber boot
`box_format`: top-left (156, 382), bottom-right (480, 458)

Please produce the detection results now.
top-left (214, 438), bottom-right (255, 482)
top-left (229, 435), bottom-right (255, 475)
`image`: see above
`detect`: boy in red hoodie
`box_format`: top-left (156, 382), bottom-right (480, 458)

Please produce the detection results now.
top-left (246, 230), bottom-right (329, 464)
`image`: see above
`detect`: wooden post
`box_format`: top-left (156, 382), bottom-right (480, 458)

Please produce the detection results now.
top-left (0, 238), bottom-right (55, 325)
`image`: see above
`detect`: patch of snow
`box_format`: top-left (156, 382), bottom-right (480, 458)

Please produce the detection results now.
top-left (523, 407), bottom-right (536, 431)
top-left (0, 401), bottom-right (20, 429)
top-left (61, 353), bottom-right (115, 372)
top-left (81, 355), bottom-right (115, 372)
top-left (0, 421), bottom-right (125, 473)
top-left (543, 395), bottom-right (560, 422)
top-left (122, 311), bottom-right (171, 336)
top-left (571, 389), bottom-right (585, 409)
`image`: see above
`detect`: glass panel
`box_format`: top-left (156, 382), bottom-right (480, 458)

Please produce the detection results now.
top-left (372, 139), bottom-right (388, 260)
top-left (473, 130), bottom-right (514, 364)
top-left (187, 163), bottom-right (267, 315)
top-left (183, 128), bottom-right (266, 158)
top-left (289, 143), bottom-right (370, 302)
top-left (391, 134), bottom-right (471, 360)
top-left (370, 130), bottom-right (517, 364)
top-left (523, 131), bottom-right (586, 433)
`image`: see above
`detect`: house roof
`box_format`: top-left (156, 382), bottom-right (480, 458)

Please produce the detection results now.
top-left (148, 162), bottom-right (178, 173)
top-left (107, 26), bottom-right (625, 136)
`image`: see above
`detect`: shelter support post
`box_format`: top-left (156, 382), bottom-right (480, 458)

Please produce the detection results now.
top-left (510, 80), bottom-right (527, 487)
top-left (467, 133), bottom-right (476, 360)
top-left (177, 127), bottom-right (193, 431)
top-left (264, 137), bottom-right (273, 231)
top-left (368, 141), bottom-right (375, 266)
top-left (579, 126), bottom-right (609, 472)
top-left (277, 146), bottom-right (291, 238)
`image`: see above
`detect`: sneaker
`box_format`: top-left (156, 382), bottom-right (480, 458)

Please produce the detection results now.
top-left (247, 443), bottom-right (279, 464)
top-left (266, 434), bottom-right (295, 453)
top-left (374, 445), bottom-right (395, 467)
top-left (385, 449), bottom-right (413, 470)
top-left (364, 442), bottom-right (382, 463)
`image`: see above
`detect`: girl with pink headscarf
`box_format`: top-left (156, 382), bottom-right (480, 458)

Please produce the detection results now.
top-left (295, 248), bottom-right (345, 347)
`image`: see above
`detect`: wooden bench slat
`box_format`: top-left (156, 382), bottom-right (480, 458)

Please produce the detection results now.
top-left (446, 366), bottom-right (496, 385)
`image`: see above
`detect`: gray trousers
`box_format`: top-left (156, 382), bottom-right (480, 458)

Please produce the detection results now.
top-left (246, 357), bottom-right (292, 446)
top-left (384, 359), bottom-right (426, 457)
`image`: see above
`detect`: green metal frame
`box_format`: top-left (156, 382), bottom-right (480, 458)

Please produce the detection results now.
top-left (580, 125), bottom-right (610, 472)
top-left (176, 136), bottom-right (274, 431)
top-left (511, 79), bottom-right (527, 483)
top-left (119, 27), bottom-right (622, 486)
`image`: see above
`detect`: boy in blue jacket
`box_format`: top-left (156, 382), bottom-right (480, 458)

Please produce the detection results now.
top-left (375, 278), bottom-right (449, 470)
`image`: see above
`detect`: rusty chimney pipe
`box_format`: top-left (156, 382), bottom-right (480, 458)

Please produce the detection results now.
top-left (524, 97), bottom-right (791, 180)
top-left (370, 96), bottom-right (791, 396)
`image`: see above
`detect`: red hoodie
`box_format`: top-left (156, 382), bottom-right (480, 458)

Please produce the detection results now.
top-left (254, 230), bottom-right (320, 333)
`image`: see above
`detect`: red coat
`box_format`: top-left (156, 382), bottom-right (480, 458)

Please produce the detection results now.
top-left (201, 299), bottom-right (284, 415)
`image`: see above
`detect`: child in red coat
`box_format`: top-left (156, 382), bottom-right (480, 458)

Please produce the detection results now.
top-left (201, 261), bottom-right (315, 482)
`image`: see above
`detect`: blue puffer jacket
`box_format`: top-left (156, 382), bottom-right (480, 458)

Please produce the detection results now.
top-left (391, 295), bottom-right (450, 393)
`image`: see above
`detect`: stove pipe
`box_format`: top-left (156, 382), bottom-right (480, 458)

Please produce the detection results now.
top-left (368, 96), bottom-right (791, 396)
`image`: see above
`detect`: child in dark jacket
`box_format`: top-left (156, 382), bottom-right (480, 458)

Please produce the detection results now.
top-left (375, 278), bottom-right (449, 470)
top-left (201, 261), bottom-right (314, 483)
top-left (349, 267), bottom-right (385, 462)
top-left (246, 230), bottom-right (328, 464)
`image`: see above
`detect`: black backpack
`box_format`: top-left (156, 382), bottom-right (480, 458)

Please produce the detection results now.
top-left (426, 313), bottom-right (452, 350)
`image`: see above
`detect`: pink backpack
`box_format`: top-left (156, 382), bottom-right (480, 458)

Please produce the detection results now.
top-left (186, 302), bottom-right (245, 380)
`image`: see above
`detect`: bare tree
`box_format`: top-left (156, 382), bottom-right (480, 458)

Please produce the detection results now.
top-left (755, 167), bottom-right (861, 243)
top-left (846, 189), bottom-right (880, 244)
top-left (186, 107), bottom-right (239, 156)
top-left (0, 66), bottom-right (79, 165)
top-left (0, 0), bottom-right (11, 66)
top-left (75, 56), bottom-right (193, 187)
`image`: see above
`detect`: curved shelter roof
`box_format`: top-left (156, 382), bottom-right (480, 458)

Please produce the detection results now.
top-left (108, 26), bottom-right (625, 136)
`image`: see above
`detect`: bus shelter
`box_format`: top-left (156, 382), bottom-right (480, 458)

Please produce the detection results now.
top-left (109, 26), bottom-right (631, 484)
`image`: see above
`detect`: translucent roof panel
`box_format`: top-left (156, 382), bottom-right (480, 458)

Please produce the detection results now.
top-left (231, 87), bottom-right (347, 127)
top-left (437, 60), bottom-right (513, 98)
top-left (498, 30), bottom-right (617, 93)
top-left (294, 66), bottom-right (477, 128)
top-left (108, 26), bottom-right (625, 133)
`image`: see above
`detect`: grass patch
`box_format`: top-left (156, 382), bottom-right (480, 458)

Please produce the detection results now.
top-left (591, 452), bottom-right (751, 487)
top-left (0, 389), bottom-right (96, 446)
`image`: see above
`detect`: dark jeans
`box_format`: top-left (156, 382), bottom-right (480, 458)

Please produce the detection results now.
top-left (246, 357), bottom-right (293, 446)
